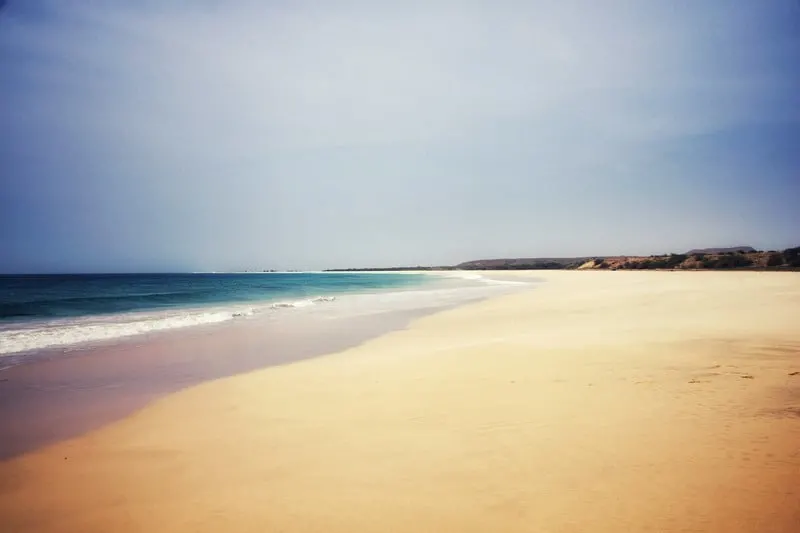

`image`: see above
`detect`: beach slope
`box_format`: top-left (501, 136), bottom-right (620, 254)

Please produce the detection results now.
top-left (1, 271), bottom-right (799, 532)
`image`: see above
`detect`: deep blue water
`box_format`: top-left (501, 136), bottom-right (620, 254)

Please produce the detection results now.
top-left (0, 273), bottom-right (431, 323)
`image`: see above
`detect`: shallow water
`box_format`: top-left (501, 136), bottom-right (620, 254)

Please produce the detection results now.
top-left (0, 272), bottom-right (439, 358)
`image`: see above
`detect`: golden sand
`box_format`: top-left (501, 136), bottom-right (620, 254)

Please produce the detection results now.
top-left (1, 271), bottom-right (799, 532)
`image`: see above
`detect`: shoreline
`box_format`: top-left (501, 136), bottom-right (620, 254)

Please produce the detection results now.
top-left (0, 273), bottom-right (528, 459)
top-left (1, 271), bottom-right (798, 531)
top-left (0, 304), bottom-right (455, 460)
top-left (0, 271), bottom-right (453, 361)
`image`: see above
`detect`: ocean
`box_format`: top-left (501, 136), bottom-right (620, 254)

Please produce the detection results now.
top-left (0, 272), bottom-right (528, 360)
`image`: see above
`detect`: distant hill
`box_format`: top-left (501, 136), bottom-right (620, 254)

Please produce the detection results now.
top-left (325, 246), bottom-right (800, 272)
top-left (457, 246), bottom-right (799, 271)
top-left (686, 246), bottom-right (755, 255)
top-left (456, 257), bottom-right (593, 270)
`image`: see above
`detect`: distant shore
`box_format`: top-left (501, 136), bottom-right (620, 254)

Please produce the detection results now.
top-left (326, 245), bottom-right (800, 272)
top-left (1, 270), bottom-right (798, 532)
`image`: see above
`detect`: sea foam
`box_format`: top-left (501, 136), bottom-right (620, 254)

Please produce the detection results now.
top-left (0, 297), bottom-right (338, 357)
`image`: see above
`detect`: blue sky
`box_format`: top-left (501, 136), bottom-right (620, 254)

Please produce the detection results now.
top-left (1, 1), bottom-right (799, 272)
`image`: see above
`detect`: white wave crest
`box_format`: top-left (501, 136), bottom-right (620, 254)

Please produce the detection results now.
top-left (270, 296), bottom-right (336, 309)
top-left (0, 296), bottom-right (338, 357)
top-left (0, 311), bottom-right (236, 356)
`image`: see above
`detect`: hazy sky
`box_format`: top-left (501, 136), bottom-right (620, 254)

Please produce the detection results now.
top-left (1, 1), bottom-right (799, 272)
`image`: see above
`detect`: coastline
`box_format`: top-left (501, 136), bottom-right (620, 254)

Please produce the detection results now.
top-left (0, 271), bottom-right (451, 360)
top-left (0, 271), bottom-right (525, 459)
top-left (1, 271), bottom-right (799, 531)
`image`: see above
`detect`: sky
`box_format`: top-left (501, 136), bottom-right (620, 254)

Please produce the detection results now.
top-left (1, 1), bottom-right (799, 272)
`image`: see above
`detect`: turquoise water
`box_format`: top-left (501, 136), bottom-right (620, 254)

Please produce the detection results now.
top-left (0, 272), bottom-right (533, 359)
top-left (0, 272), bottom-right (437, 356)
top-left (0, 273), bottom-right (431, 322)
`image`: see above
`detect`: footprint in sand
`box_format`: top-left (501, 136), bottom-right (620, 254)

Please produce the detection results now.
top-left (687, 370), bottom-right (755, 383)
top-left (688, 371), bottom-right (721, 383)
top-left (760, 407), bottom-right (800, 419)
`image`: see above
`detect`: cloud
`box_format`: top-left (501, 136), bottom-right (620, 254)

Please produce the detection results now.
top-left (8, 2), bottom-right (788, 148)
top-left (1, 1), bottom-right (798, 271)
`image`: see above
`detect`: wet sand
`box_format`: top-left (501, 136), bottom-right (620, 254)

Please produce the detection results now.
top-left (0, 306), bottom-right (440, 459)
top-left (1, 271), bottom-right (799, 532)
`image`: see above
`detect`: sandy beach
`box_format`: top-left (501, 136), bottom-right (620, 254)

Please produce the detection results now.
top-left (1, 271), bottom-right (798, 532)
top-left (0, 303), bottom-right (438, 460)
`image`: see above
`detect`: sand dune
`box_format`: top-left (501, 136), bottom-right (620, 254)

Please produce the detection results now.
top-left (1, 271), bottom-right (799, 532)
